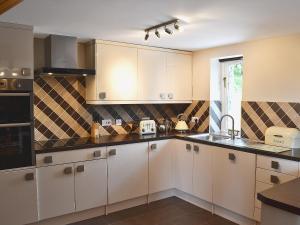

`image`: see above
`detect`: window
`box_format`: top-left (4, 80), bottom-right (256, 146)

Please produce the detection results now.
top-left (220, 57), bottom-right (243, 134)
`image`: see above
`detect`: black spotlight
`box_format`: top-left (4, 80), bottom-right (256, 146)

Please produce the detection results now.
top-left (155, 29), bottom-right (160, 38)
top-left (164, 26), bottom-right (172, 35)
top-left (174, 22), bottom-right (180, 30)
top-left (145, 32), bottom-right (149, 41)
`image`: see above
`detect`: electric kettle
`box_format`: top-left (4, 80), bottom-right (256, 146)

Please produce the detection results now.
top-left (175, 113), bottom-right (189, 131)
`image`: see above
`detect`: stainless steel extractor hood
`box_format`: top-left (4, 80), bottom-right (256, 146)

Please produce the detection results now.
top-left (35, 35), bottom-right (95, 77)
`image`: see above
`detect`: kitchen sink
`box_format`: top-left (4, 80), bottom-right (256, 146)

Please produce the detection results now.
top-left (188, 133), bottom-right (231, 142)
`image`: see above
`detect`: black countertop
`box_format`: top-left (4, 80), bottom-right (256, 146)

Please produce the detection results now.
top-left (257, 178), bottom-right (300, 215)
top-left (34, 132), bottom-right (300, 161)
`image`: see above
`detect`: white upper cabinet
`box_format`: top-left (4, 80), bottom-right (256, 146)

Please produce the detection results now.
top-left (138, 49), bottom-right (167, 101)
top-left (95, 43), bottom-right (138, 102)
top-left (166, 52), bottom-right (192, 101)
top-left (85, 41), bottom-right (192, 104)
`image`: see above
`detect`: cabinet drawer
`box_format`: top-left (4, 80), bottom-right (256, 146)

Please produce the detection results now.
top-left (255, 181), bottom-right (272, 208)
top-left (256, 168), bottom-right (296, 185)
top-left (257, 155), bottom-right (299, 176)
top-left (254, 207), bottom-right (261, 222)
top-left (36, 147), bottom-right (107, 167)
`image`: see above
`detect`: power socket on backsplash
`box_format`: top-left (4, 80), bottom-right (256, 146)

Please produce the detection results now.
top-left (102, 119), bottom-right (112, 127)
top-left (191, 117), bottom-right (199, 123)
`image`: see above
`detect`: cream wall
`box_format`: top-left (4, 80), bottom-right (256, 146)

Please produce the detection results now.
top-left (193, 34), bottom-right (300, 102)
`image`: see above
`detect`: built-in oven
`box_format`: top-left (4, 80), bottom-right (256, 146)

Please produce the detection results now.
top-left (0, 79), bottom-right (34, 170)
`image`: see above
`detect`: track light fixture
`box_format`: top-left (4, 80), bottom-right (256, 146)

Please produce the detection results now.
top-left (144, 19), bottom-right (180, 40)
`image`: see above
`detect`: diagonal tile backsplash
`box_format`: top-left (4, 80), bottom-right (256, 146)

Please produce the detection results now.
top-left (34, 77), bottom-right (209, 141)
top-left (241, 101), bottom-right (300, 141)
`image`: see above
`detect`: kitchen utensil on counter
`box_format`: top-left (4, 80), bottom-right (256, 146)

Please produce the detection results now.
top-left (175, 113), bottom-right (189, 132)
top-left (265, 126), bottom-right (300, 148)
top-left (139, 119), bottom-right (156, 135)
top-left (91, 122), bottom-right (100, 138)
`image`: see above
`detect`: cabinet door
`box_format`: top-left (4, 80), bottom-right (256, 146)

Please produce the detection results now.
top-left (37, 164), bottom-right (75, 220)
top-left (97, 43), bottom-right (138, 101)
top-left (107, 143), bottom-right (148, 204)
top-left (212, 147), bottom-right (256, 218)
top-left (138, 49), bottom-right (167, 101)
top-left (192, 144), bottom-right (213, 202)
top-left (166, 53), bottom-right (192, 101)
top-left (174, 140), bottom-right (193, 194)
top-left (75, 159), bottom-right (107, 212)
top-left (149, 140), bottom-right (174, 193)
top-left (0, 168), bottom-right (38, 225)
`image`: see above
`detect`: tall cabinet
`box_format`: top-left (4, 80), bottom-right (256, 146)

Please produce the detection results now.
top-left (85, 40), bottom-right (192, 104)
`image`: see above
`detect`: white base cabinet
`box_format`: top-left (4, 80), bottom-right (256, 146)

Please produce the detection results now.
top-left (0, 168), bottom-right (38, 225)
top-left (174, 140), bottom-right (194, 194)
top-left (149, 140), bottom-right (174, 194)
top-left (37, 163), bottom-right (75, 220)
top-left (212, 146), bottom-right (256, 219)
top-left (74, 159), bottom-right (107, 212)
top-left (192, 143), bottom-right (213, 202)
top-left (107, 142), bottom-right (148, 204)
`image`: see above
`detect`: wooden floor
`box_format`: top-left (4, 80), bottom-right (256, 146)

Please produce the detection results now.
top-left (70, 197), bottom-right (237, 225)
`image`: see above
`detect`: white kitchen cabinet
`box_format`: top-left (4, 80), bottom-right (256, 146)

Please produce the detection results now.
top-left (149, 140), bottom-right (174, 194)
top-left (138, 49), bottom-right (167, 101)
top-left (0, 168), bottom-right (38, 225)
top-left (86, 40), bottom-right (192, 104)
top-left (74, 159), bottom-right (107, 212)
top-left (86, 42), bottom-right (138, 102)
top-left (192, 143), bottom-right (213, 202)
top-left (107, 142), bottom-right (148, 204)
top-left (37, 163), bottom-right (75, 220)
top-left (166, 52), bottom-right (192, 101)
top-left (174, 140), bottom-right (193, 194)
top-left (212, 146), bottom-right (256, 219)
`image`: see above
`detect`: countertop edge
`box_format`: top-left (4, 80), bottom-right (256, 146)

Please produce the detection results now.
top-left (34, 134), bottom-right (300, 161)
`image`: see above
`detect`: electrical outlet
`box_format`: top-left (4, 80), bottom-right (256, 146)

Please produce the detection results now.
top-left (115, 119), bottom-right (122, 126)
top-left (102, 119), bottom-right (112, 127)
top-left (191, 117), bottom-right (199, 123)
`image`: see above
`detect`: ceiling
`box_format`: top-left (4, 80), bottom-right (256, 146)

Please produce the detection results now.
top-left (1, 0), bottom-right (300, 51)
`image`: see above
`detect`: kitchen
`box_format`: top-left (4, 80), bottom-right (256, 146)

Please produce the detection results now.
top-left (0, 1), bottom-right (300, 225)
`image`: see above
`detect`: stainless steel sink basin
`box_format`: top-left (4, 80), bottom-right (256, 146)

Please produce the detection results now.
top-left (188, 133), bottom-right (231, 142)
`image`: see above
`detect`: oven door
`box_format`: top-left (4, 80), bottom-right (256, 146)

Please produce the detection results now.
top-left (0, 123), bottom-right (33, 170)
top-left (0, 93), bottom-right (32, 123)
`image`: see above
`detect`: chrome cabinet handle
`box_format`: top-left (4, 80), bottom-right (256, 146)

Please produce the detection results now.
top-left (25, 173), bottom-right (34, 181)
top-left (271, 161), bottom-right (279, 169)
top-left (76, 165), bottom-right (85, 173)
top-left (193, 145), bottom-right (199, 153)
top-left (0, 122), bottom-right (31, 128)
top-left (44, 156), bottom-right (53, 164)
top-left (228, 153), bottom-right (236, 161)
top-left (93, 150), bottom-right (101, 158)
top-left (270, 175), bottom-right (280, 184)
top-left (150, 144), bottom-right (157, 150)
top-left (99, 92), bottom-right (106, 99)
top-left (64, 167), bottom-right (73, 175)
top-left (186, 144), bottom-right (191, 151)
top-left (108, 149), bottom-right (117, 156)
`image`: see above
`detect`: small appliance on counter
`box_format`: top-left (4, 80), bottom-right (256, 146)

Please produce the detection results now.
top-left (158, 119), bottom-right (172, 134)
top-left (175, 113), bottom-right (189, 132)
top-left (265, 126), bottom-right (300, 149)
top-left (139, 119), bottom-right (156, 135)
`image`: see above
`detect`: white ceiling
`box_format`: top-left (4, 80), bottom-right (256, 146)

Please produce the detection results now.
top-left (1, 0), bottom-right (300, 51)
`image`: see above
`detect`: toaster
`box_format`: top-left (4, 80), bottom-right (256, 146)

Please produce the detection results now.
top-left (139, 120), bottom-right (156, 135)
top-left (265, 126), bottom-right (300, 148)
